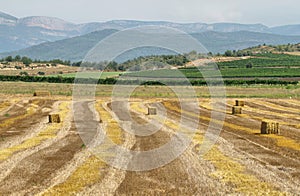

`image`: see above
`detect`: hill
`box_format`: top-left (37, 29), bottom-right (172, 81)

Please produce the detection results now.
top-left (2, 11), bottom-right (300, 53)
top-left (239, 43), bottom-right (300, 54)
top-left (191, 31), bottom-right (300, 54)
top-left (269, 25), bottom-right (300, 36)
top-left (0, 29), bottom-right (118, 62)
top-left (2, 30), bottom-right (300, 62)
top-left (0, 12), bottom-right (80, 53)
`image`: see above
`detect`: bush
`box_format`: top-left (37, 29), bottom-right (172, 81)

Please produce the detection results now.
top-left (37, 71), bottom-right (45, 75)
top-left (19, 71), bottom-right (29, 76)
top-left (246, 62), bottom-right (253, 68)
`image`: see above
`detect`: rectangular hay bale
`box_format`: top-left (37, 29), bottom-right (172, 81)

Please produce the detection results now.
top-left (235, 100), bottom-right (245, 107)
top-left (49, 114), bottom-right (61, 123)
top-left (232, 106), bottom-right (242, 115)
top-left (148, 107), bottom-right (157, 115)
top-left (261, 121), bottom-right (280, 134)
top-left (33, 91), bottom-right (51, 97)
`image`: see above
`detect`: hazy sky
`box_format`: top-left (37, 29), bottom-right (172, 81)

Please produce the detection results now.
top-left (0, 0), bottom-right (299, 26)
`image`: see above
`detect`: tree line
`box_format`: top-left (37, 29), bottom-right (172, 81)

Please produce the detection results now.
top-left (0, 55), bottom-right (71, 66)
top-left (71, 54), bottom-right (191, 72)
top-left (0, 75), bottom-right (297, 86)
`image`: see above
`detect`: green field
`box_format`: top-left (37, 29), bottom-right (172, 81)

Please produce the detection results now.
top-left (218, 53), bottom-right (300, 68)
top-left (121, 53), bottom-right (300, 79)
top-left (49, 72), bottom-right (121, 79)
top-left (122, 68), bottom-right (300, 78)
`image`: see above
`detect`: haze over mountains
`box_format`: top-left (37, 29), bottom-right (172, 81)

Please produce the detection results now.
top-left (3, 29), bottom-right (300, 62)
top-left (1, 11), bottom-right (300, 61)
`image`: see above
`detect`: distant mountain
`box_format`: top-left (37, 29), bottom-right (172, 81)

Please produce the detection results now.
top-left (192, 31), bottom-right (300, 53)
top-left (0, 29), bottom-right (118, 62)
top-left (0, 11), bottom-right (17, 25)
top-left (77, 20), bottom-right (269, 34)
top-left (1, 11), bottom-right (300, 53)
top-left (17, 16), bottom-right (78, 31)
top-left (270, 25), bottom-right (300, 36)
top-left (2, 29), bottom-right (300, 62)
top-left (0, 12), bottom-right (80, 53)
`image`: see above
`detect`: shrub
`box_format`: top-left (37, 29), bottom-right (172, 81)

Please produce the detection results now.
top-left (37, 71), bottom-right (45, 75)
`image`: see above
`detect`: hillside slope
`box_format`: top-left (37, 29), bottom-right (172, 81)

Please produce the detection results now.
top-left (2, 30), bottom-right (300, 62)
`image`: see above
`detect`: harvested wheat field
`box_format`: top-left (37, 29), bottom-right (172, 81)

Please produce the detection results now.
top-left (0, 95), bottom-right (299, 195)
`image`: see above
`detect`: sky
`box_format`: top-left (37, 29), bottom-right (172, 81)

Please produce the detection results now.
top-left (0, 0), bottom-right (299, 27)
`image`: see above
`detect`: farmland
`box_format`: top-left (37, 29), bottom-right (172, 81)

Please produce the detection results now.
top-left (122, 53), bottom-right (300, 80)
top-left (2, 3), bottom-right (300, 195)
top-left (1, 53), bottom-right (300, 85)
top-left (219, 53), bottom-right (300, 68)
top-left (48, 72), bottom-right (121, 79)
top-left (122, 67), bottom-right (300, 78)
top-left (0, 51), bottom-right (299, 195)
top-left (0, 83), bottom-right (299, 194)
top-left (0, 82), bottom-right (299, 98)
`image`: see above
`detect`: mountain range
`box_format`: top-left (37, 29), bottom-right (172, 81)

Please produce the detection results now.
top-left (2, 29), bottom-right (300, 62)
top-left (1, 11), bottom-right (300, 61)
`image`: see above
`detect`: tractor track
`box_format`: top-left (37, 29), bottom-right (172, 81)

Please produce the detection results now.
top-left (161, 100), bottom-right (300, 190)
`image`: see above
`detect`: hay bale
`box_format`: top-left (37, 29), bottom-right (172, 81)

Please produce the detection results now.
top-left (261, 121), bottom-right (280, 134)
top-left (33, 91), bottom-right (51, 97)
top-left (49, 114), bottom-right (61, 123)
top-left (148, 107), bottom-right (157, 115)
top-left (232, 106), bottom-right (242, 115)
top-left (235, 100), bottom-right (245, 107)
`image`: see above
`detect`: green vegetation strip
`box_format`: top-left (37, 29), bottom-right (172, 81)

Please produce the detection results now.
top-left (0, 75), bottom-right (298, 86)
top-left (123, 68), bottom-right (300, 78)
top-left (219, 53), bottom-right (300, 68)
top-left (48, 72), bottom-right (121, 79)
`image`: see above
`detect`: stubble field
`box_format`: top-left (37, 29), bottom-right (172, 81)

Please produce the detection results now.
top-left (0, 82), bottom-right (299, 195)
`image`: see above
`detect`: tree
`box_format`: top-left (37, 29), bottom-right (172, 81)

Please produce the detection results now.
top-left (236, 51), bottom-right (243, 57)
top-left (224, 50), bottom-right (233, 57)
top-left (72, 61), bottom-right (82, 67)
top-left (246, 61), bottom-right (253, 68)
top-left (19, 71), bottom-right (29, 76)
top-left (21, 56), bottom-right (32, 66)
top-left (5, 56), bottom-right (13, 62)
top-left (246, 51), bottom-right (253, 56)
top-left (15, 55), bottom-right (21, 61)
top-left (107, 61), bottom-right (118, 71)
top-left (187, 50), bottom-right (198, 60)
